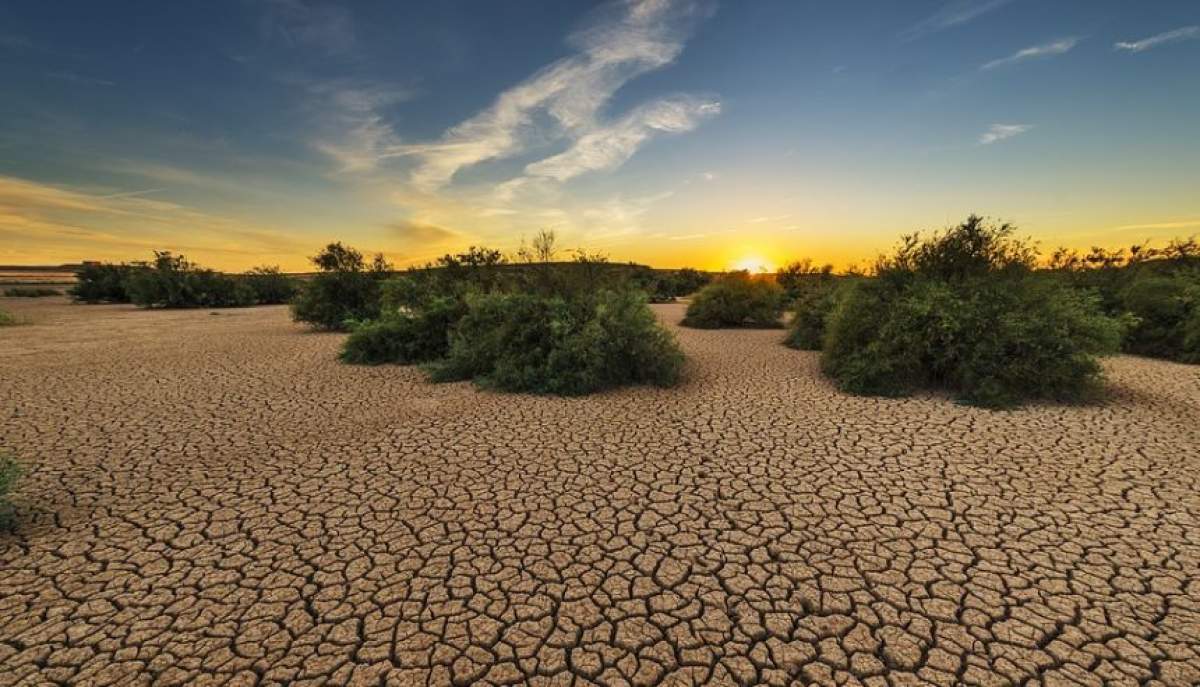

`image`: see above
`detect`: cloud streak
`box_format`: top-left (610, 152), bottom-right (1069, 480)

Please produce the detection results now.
top-left (1115, 26), bottom-right (1199, 53)
top-left (900, 0), bottom-right (1014, 41)
top-left (376, 0), bottom-right (716, 190)
top-left (982, 37), bottom-right (1080, 70)
top-left (979, 123), bottom-right (1031, 144)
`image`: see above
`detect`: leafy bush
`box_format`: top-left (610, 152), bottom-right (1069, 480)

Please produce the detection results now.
top-left (124, 252), bottom-right (255, 308)
top-left (0, 452), bottom-right (21, 531)
top-left (291, 243), bottom-right (390, 330)
top-left (819, 216), bottom-right (1127, 407)
top-left (0, 308), bottom-right (17, 327)
top-left (3, 287), bottom-right (61, 297)
top-left (1119, 274), bottom-right (1200, 362)
top-left (681, 271), bottom-right (784, 328)
top-left (70, 263), bottom-right (138, 303)
top-left (243, 266), bottom-right (297, 304)
top-left (783, 278), bottom-right (843, 350)
top-left (340, 297), bottom-right (465, 365)
top-left (777, 259), bottom-right (834, 304)
top-left (429, 289), bottom-right (683, 395)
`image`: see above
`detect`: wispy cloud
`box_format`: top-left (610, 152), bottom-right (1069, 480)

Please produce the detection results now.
top-left (369, 0), bottom-right (716, 190)
top-left (260, 0), bottom-right (356, 56)
top-left (46, 71), bottom-right (116, 87)
top-left (981, 37), bottom-right (1080, 70)
top-left (309, 82), bottom-right (412, 172)
top-left (523, 96), bottom-right (720, 182)
top-left (1112, 219), bottom-right (1200, 231)
top-left (1114, 26), bottom-right (1199, 53)
top-left (900, 0), bottom-right (1014, 41)
top-left (979, 123), bottom-right (1032, 144)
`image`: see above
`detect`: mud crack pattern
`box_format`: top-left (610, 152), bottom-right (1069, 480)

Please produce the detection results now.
top-left (1, 298), bottom-right (1199, 686)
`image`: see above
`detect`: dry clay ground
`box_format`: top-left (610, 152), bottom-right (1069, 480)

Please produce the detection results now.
top-left (1, 297), bottom-right (1199, 687)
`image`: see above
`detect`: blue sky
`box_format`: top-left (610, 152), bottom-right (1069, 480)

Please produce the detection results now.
top-left (2, 0), bottom-right (1198, 270)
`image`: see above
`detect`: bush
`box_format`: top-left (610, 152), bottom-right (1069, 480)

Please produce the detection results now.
top-left (0, 452), bottom-right (21, 531)
top-left (124, 252), bottom-right (255, 308)
top-left (430, 289), bottom-right (683, 395)
top-left (340, 297), bottom-right (465, 365)
top-left (777, 259), bottom-right (834, 304)
top-left (244, 266), bottom-right (297, 304)
top-left (681, 271), bottom-right (784, 328)
top-left (3, 287), bottom-right (60, 297)
top-left (1118, 274), bottom-right (1200, 362)
top-left (819, 216), bottom-right (1127, 407)
top-left (70, 263), bottom-right (138, 303)
top-left (783, 278), bottom-right (843, 350)
top-left (0, 308), bottom-right (16, 327)
top-left (291, 243), bottom-right (390, 330)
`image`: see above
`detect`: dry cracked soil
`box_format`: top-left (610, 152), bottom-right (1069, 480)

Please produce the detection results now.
top-left (1, 296), bottom-right (1199, 687)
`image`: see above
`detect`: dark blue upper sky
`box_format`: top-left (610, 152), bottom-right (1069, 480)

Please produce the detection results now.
top-left (2, 0), bottom-right (1198, 269)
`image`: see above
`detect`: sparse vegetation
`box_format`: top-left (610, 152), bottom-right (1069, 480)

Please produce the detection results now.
top-left (244, 266), bottom-right (298, 305)
top-left (682, 271), bottom-right (784, 328)
top-left (0, 451), bottom-right (21, 531)
top-left (3, 287), bottom-right (61, 297)
top-left (291, 242), bottom-right (391, 330)
top-left (71, 255), bottom-right (296, 308)
top-left (815, 215), bottom-right (1128, 407)
top-left (0, 308), bottom-right (17, 327)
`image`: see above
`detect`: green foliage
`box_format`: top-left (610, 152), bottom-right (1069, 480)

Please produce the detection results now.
top-left (783, 278), bottom-right (843, 350)
top-left (777, 259), bottom-right (834, 303)
top-left (818, 216), bottom-right (1127, 407)
top-left (3, 287), bottom-right (61, 297)
top-left (0, 308), bottom-right (16, 327)
top-left (70, 263), bottom-right (137, 303)
top-left (340, 297), bottom-right (465, 365)
top-left (429, 289), bottom-right (683, 395)
top-left (0, 452), bottom-right (21, 531)
top-left (125, 252), bottom-right (256, 308)
top-left (682, 271), bottom-right (784, 328)
top-left (1119, 274), bottom-right (1200, 362)
top-left (243, 266), bottom-right (297, 304)
top-left (291, 242), bottom-right (391, 330)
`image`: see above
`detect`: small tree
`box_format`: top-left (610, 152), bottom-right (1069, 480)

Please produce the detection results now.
top-left (291, 242), bottom-right (389, 330)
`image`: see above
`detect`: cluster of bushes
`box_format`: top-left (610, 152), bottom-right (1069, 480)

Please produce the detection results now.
top-left (0, 451), bottom-right (20, 531)
top-left (304, 238), bottom-right (685, 395)
top-left (70, 254), bottom-right (296, 308)
top-left (783, 216), bottom-right (1129, 407)
top-left (3, 287), bottom-right (61, 297)
top-left (682, 271), bottom-right (784, 328)
top-left (1048, 239), bottom-right (1199, 363)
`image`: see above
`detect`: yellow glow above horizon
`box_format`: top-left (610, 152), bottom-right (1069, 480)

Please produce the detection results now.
top-left (730, 255), bottom-right (774, 273)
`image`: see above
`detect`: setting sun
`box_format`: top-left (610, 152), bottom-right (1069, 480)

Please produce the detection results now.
top-left (731, 256), bottom-right (774, 273)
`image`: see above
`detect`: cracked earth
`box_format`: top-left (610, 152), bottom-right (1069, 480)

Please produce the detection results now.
top-left (1, 297), bottom-right (1199, 687)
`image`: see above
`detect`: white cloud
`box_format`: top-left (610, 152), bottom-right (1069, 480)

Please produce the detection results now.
top-left (523, 96), bottom-right (720, 182)
top-left (308, 82), bottom-right (412, 172)
top-left (981, 37), bottom-right (1080, 70)
top-left (900, 0), bottom-right (1014, 41)
top-left (979, 123), bottom-right (1032, 145)
top-left (261, 0), bottom-right (356, 56)
top-left (380, 0), bottom-right (716, 190)
top-left (1115, 26), bottom-right (1199, 53)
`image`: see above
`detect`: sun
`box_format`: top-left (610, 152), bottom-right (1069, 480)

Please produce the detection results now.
top-left (731, 256), bottom-right (773, 273)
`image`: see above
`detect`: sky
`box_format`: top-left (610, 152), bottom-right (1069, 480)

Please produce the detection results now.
top-left (2, 0), bottom-right (1199, 272)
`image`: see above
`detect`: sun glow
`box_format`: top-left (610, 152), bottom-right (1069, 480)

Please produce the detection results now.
top-left (731, 256), bottom-right (774, 273)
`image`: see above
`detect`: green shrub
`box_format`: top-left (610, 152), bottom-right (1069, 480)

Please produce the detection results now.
top-left (291, 243), bottom-right (390, 330)
top-left (0, 308), bottom-right (16, 327)
top-left (777, 259), bottom-right (834, 304)
top-left (340, 297), bottom-right (465, 365)
top-left (70, 263), bottom-right (138, 303)
top-left (124, 252), bottom-right (255, 308)
top-left (430, 289), bottom-right (683, 395)
top-left (1119, 274), bottom-right (1200, 362)
top-left (3, 287), bottom-right (61, 297)
top-left (682, 271), bottom-right (784, 328)
top-left (243, 266), bottom-right (297, 304)
top-left (819, 216), bottom-right (1127, 407)
top-left (783, 279), bottom-right (843, 350)
top-left (0, 452), bottom-right (21, 531)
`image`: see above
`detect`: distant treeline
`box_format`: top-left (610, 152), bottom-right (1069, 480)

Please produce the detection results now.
top-left (70, 253), bottom-right (296, 307)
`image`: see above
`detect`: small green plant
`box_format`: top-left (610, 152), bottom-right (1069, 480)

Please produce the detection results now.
top-left (0, 452), bottom-right (22, 531)
top-left (291, 243), bottom-right (390, 330)
top-left (682, 271), bottom-right (784, 329)
top-left (429, 289), bottom-right (684, 395)
top-left (817, 216), bottom-right (1128, 408)
top-left (0, 308), bottom-right (17, 327)
top-left (3, 287), bottom-right (61, 297)
top-left (340, 297), bottom-right (466, 365)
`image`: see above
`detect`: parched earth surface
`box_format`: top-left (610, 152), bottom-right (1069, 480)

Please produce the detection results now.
top-left (2, 297), bottom-right (1199, 687)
